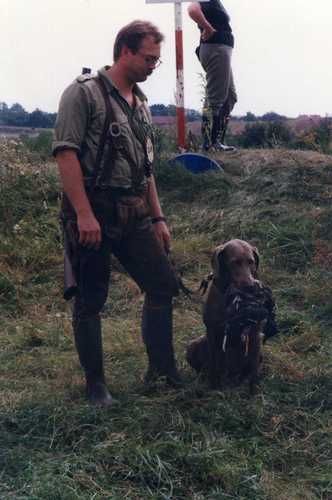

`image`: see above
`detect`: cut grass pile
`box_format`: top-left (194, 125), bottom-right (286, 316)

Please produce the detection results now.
top-left (0, 140), bottom-right (331, 499)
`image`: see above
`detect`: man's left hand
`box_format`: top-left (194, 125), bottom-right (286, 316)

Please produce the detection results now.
top-left (153, 221), bottom-right (171, 254)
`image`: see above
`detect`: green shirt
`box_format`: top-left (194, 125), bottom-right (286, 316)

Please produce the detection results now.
top-left (52, 66), bottom-right (154, 191)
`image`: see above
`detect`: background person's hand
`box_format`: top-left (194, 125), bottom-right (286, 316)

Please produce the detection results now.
top-left (201, 25), bottom-right (217, 42)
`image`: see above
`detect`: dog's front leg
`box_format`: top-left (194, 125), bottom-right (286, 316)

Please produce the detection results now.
top-left (207, 326), bottom-right (226, 389)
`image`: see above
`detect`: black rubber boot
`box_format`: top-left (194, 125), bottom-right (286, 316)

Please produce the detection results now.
top-left (73, 314), bottom-right (114, 407)
top-left (211, 112), bottom-right (221, 146)
top-left (211, 108), bottom-right (236, 152)
top-left (142, 299), bottom-right (182, 388)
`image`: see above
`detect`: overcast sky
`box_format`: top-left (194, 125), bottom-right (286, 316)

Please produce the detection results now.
top-left (1, 0), bottom-right (331, 117)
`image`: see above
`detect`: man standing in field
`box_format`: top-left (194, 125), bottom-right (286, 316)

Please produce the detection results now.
top-left (52, 21), bottom-right (182, 407)
top-left (188, 1), bottom-right (237, 151)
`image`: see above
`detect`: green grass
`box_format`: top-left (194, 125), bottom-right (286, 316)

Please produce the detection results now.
top-left (0, 140), bottom-right (331, 499)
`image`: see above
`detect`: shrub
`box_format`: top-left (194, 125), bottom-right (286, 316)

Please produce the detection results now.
top-left (240, 121), bottom-right (292, 148)
top-left (240, 123), bottom-right (267, 148)
top-left (21, 131), bottom-right (53, 160)
top-left (0, 272), bottom-right (17, 312)
top-left (314, 117), bottom-right (332, 153)
top-left (291, 118), bottom-right (332, 153)
top-left (153, 126), bottom-right (176, 156)
top-left (266, 121), bottom-right (293, 146)
top-left (0, 168), bottom-right (58, 233)
top-left (154, 158), bottom-right (232, 203)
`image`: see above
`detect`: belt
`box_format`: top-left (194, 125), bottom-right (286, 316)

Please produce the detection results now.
top-left (93, 185), bottom-right (147, 198)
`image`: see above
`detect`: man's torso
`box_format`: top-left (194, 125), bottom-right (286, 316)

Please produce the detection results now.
top-left (52, 67), bottom-right (154, 193)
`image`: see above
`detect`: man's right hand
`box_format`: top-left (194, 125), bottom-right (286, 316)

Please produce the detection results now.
top-left (55, 150), bottom-right (102, 249)
top-left (77, 212), bottom-right (102, 249)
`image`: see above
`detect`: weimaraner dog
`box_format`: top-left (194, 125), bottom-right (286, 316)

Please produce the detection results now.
top-left (187, 239), bottom-right (277, 394)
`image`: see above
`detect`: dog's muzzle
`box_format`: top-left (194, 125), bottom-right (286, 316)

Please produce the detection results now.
top-left (221, 282), bottom-right (278, 353)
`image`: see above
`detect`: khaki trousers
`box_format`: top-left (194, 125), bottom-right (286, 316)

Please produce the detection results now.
top-left (199, 43), bottom-right (237, 115)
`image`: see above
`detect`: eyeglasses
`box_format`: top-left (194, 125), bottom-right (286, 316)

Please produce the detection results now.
top-left (138, 53), bottom-right (162, 68)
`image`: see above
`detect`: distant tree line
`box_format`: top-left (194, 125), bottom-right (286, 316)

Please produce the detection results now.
top-left (0, 102), bottom-right (56, 129)
top-left (1, 101), bottom-right (330, 154)
top-left (234, 111), bottom-right (288, 122)
top-left (1, 101), bottom-right (202, 128)
top-left (0, 101), bottom-right (291, 129)
top-left (149, 107), bottom-right (289, 123)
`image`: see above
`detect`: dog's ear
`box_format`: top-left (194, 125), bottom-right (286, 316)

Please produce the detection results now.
top-left (211, 244), bottom-right (230, 290)
top-left (251, 246), bottom-right (260, 273)
top-left (211, 244), bottom-right (224, 276)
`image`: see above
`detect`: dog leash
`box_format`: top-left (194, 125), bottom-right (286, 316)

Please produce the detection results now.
top-left (198, 272), bottom-right (214, 296)
top-left (167, 253), bottom-right (195, 297)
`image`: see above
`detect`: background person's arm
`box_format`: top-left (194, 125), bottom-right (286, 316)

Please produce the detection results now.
top-left (188, 2), bottom-right (216, 41)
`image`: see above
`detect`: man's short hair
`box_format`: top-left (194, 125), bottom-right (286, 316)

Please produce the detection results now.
top-left (113, 20), bottom-right (164, 61)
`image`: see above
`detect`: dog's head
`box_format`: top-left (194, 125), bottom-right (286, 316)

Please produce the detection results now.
top-left (211, 239), bottom-right (259, 291)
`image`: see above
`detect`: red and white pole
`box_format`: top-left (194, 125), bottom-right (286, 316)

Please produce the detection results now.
top-left (146, 0), bottom-right (209, 150)
top-left (174, 1), bottom-right (186, 150)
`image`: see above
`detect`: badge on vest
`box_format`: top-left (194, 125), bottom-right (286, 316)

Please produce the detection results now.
top-left (109, 122), bottom-right (122, 137)
top-left (146, 137), bottom-right (154, 164)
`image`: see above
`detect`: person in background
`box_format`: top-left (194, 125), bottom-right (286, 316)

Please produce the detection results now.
top-left (52, 20), bottom-right (182, 407)
top-left (188, 1), bottom-right (237, 151)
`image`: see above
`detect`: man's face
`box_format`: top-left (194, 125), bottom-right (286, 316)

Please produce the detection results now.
top-left (125, 35), bottom-right (161, 83)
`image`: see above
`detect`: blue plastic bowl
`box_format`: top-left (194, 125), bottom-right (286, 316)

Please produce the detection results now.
top-left (168, 153), bottom-right (223, 174)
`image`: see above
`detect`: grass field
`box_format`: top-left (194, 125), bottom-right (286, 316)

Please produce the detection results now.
top-left (0, 139), bottom-right (331, 499)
